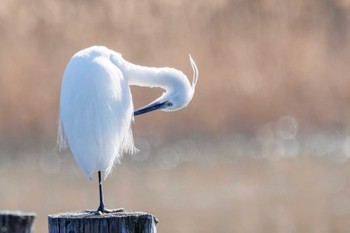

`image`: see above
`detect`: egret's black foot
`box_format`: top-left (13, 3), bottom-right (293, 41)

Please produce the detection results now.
top-left (95, 207), bottom-right (124, 215)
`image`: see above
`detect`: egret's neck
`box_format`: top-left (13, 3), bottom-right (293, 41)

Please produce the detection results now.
top-left (119, 58), bottom-right (172, 90)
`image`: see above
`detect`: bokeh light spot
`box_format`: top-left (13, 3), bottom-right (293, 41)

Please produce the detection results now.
top-left (274, 115), bottom-right (299, 140)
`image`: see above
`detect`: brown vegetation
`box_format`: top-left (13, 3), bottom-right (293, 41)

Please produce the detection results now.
top-left (1, 0), bottom-right (350, 140)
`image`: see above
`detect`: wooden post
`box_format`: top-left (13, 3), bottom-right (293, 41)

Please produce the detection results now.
top-left (48, 210), bottom-right (158, 233)
top-left (0, 210), bottom-right (36, 233)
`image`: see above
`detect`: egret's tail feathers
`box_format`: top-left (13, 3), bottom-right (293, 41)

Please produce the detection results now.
top-left (57, 119), bottom-right (68, 152)
top-left (102, 160), bottom-right (116, 181)
top-left (102, 126), bottom-right (137, 181)
top-left (120, 127), bottom-right (139, 155)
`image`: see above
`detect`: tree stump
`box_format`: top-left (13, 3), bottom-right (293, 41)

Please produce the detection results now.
top-left (48, 210), bottom-right (158, 233)
top-left (0, 210), bottom-right (36, 233)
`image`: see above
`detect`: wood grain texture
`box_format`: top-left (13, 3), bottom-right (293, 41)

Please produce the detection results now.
top-left (48, 210), bottom-right (158, 233)
top-left (0, 211), bottom-right (36, 233)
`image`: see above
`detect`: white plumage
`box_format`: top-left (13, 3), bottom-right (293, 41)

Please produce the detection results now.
top-left (58, 46), bottom-right (198, 182)
top-left (58, 47), bottom-right (136, 179)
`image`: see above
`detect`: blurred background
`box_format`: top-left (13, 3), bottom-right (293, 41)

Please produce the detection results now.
top-left (1, 0), bottom-right (350, 232)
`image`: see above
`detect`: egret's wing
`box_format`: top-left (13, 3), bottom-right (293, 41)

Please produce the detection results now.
top-left (59, 51), bottom-right (136, 179)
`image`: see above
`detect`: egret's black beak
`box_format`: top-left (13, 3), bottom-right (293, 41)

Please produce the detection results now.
top-left (134, 101), bottom-right (167, 116)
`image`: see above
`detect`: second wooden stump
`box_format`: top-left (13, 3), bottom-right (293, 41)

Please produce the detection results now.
top-left (48, 210), bottom-right (158, 233)
top-left (0, 210), bottom-right (36, 233)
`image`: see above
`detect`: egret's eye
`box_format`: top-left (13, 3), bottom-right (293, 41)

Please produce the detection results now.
top-left (167, 102), bottom-right (173, 107)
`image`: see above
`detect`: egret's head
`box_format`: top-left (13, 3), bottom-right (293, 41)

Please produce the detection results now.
top-left (134, 55), bottom-right (198, 116)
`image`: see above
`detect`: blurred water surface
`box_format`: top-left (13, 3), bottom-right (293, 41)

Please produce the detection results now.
top-left (3, 138), bottom-right (350, 233)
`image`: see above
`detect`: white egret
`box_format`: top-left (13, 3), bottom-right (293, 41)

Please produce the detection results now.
top-left (57, 46), bottom-right (198, 214)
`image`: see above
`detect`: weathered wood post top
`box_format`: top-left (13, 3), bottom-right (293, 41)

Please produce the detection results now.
top-left (0, 210), bottom-right (36, 233)
top-left (48, 210), bottom-right (158, 233)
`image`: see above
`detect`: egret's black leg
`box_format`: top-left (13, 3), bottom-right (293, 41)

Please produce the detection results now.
top-left (95, 171), bottom-right (124, 215)
top-left (97, 171), bottom-right (106, 213)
